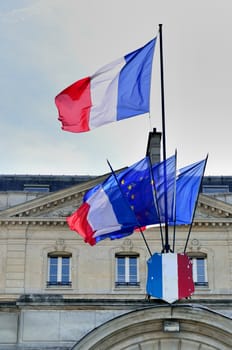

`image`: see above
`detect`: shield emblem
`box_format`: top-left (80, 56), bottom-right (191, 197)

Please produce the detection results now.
top-left (146, 252), bottom-right (194, 303)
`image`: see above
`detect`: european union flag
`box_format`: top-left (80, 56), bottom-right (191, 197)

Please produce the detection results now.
top-left (117, 157), bottom-right (160, 227)
top-left (170, 158), bottom-right (207, 225)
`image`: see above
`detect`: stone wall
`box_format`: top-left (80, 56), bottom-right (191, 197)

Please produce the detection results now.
top-left (0, 301), bottom-right (231, 350)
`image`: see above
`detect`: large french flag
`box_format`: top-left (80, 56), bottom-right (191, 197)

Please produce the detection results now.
top-left (67, 179), bottom-right (137, 245)
top-left (55, 38), bottom-right (156, 133)
top-left (146, 253), bottom-right (194, 303)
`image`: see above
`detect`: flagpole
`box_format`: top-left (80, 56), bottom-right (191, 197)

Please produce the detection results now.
top-left (159, 24), bottom-right (170, 253)
top-left (147, 156), bottom-right (165, 251)
top-left (172, 149), bottom-right (178, 252)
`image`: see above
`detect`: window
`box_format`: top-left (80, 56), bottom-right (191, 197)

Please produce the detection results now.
top-left (190, 256), bottom-right (208, 287)
top-left (47, 254), bottom-right (72, 287)
top-left (24, 184), bottom-right (50, 192)
top-left (115, 254), bottom-right (139, 287)
top-left (202, 185), bottom-right (229, 194)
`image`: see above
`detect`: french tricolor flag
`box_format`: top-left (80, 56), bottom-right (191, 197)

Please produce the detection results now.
top-left (55, 38), bottom-right (156, 133)
top-left (146, 253), bottom-right (194, 303)
top-left (67, 180), bottom-right (137, 246)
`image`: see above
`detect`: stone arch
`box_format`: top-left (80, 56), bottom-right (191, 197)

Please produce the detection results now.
top-left (72, 305), bottom-right (232, 350)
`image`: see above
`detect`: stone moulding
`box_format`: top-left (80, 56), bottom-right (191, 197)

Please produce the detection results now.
top-left (71, 304), bottom-right (232, 350)
top-left (0, 217), bottom-right (232, 227)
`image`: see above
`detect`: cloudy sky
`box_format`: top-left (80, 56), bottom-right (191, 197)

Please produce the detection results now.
top-left (0, 0), bottom-right (231, 176)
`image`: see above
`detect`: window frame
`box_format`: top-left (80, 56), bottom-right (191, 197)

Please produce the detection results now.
top-left (202, 185), bottom-right (229, 194)
top-left (115, 253), bottom-right (140, 287)
top-left (47, 253), bottom-right (72, 287)
top-left (24, 184), bottom-right (50, 192)
top-left (187, 252), bottom-right (208, 287)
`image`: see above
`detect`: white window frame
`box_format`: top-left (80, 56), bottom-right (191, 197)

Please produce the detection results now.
top-left (47, 254), bottom-right (72, 287)
top-left (191, 257), bottom-right (208, 287)
top-left (115, 254), bottom-right (139, 287)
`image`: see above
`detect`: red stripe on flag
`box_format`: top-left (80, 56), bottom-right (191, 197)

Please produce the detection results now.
top-left (55, 77), bottom-right (92, 133)
top-left (66, 202), bottom-right (96, 245)
top-left (177, 254), bottom-right (195, 300)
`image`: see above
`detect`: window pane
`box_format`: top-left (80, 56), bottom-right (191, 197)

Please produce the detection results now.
top-left (62, 257), bottom-right (70, 264)
top-left (196, 258), bottom-right (206, 283)
top-left (49, 257), bottom-right (58, 283)
top-left (202, 185), bottom-right (229, 194)
top-left (117, 257), bottom-right (125, 282)
top-left (62, 257), bottom-right (70, 282)
top-left (116, 256), bottom-right (139, 285)
top-left (48, 255), bottom-right (71, 286)
top-left (129, 257), bottom-right (137, 282)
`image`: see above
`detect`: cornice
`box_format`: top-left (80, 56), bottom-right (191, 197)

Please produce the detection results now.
top-left (1, 185), bottom-right (232, 228)
top-left (0, 217), bottom-right (66, 226)
top-left (198, 194), bottom-right (232, 216)
top-left (0, 216), bottom-right (232, 228)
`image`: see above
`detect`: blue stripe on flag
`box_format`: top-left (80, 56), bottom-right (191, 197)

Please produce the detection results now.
top-left (146, 253), bottom-right (163, 298)
top-left (117, 38), bottom-right (156, 120)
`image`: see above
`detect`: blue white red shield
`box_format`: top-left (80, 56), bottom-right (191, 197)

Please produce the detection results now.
top-left (146, 253), bottom-right (194, 303)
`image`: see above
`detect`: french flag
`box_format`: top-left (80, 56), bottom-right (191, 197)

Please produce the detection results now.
top-left (146, 253), bottom-right (194, 303)
top-left (55, 38), bottom-right (156, 133)
top-left (67, 179), bottom-right (137, 245)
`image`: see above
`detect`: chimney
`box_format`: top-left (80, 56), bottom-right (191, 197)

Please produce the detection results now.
top-left (146, 128), bottom-right (162, 165)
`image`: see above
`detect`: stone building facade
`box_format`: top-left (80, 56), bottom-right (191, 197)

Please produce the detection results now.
top-left (0, 175), bottom-right (231, 349)
top-left (0, 132), bottom-right (231, 349)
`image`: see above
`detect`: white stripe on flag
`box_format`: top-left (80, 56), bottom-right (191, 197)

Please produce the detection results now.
top-left (162, 253), bottom-right (178, 303)
top-left (87, 187), bottom-right (121, 236)
top-left (90, 57), bottom-right (125, 129)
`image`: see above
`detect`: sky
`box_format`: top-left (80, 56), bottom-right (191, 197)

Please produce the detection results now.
top-left (0, 0), bottom-right (231, 176)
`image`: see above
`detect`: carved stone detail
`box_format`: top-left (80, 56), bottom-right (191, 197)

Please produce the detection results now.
top-left (55, 239), bottom-right (66, 252)
top-left (121, 239), bottom-right (133, 251)
top-left (188, 238), bottom-right (201, 251)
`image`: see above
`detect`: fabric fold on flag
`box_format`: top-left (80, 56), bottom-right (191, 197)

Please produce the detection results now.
top-left (169, 158), bottom-right (207, 225)
top-left (67, 155), bottom-right (176, 245)
top-left (67, 156), bottom-right (157, 245)
top-left (67, 154), bottom-right (206, 245)
top-left (67, 174), bottom-right (138, 246)
top-left (152, 155), bottom-right (176, 224)
top-left (55, 38), bottom-right (156, 133)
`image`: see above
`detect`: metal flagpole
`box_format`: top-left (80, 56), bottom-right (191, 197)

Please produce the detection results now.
top-left (172, 149), bottom-right (178, 252)
top-left (147, 155), bottom-right (165, 251)
top-left (159, 24), bottom-right (170, 253)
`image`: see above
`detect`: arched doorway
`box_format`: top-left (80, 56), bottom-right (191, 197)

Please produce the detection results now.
top-left (72, 305), bottom-right (232, 350)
